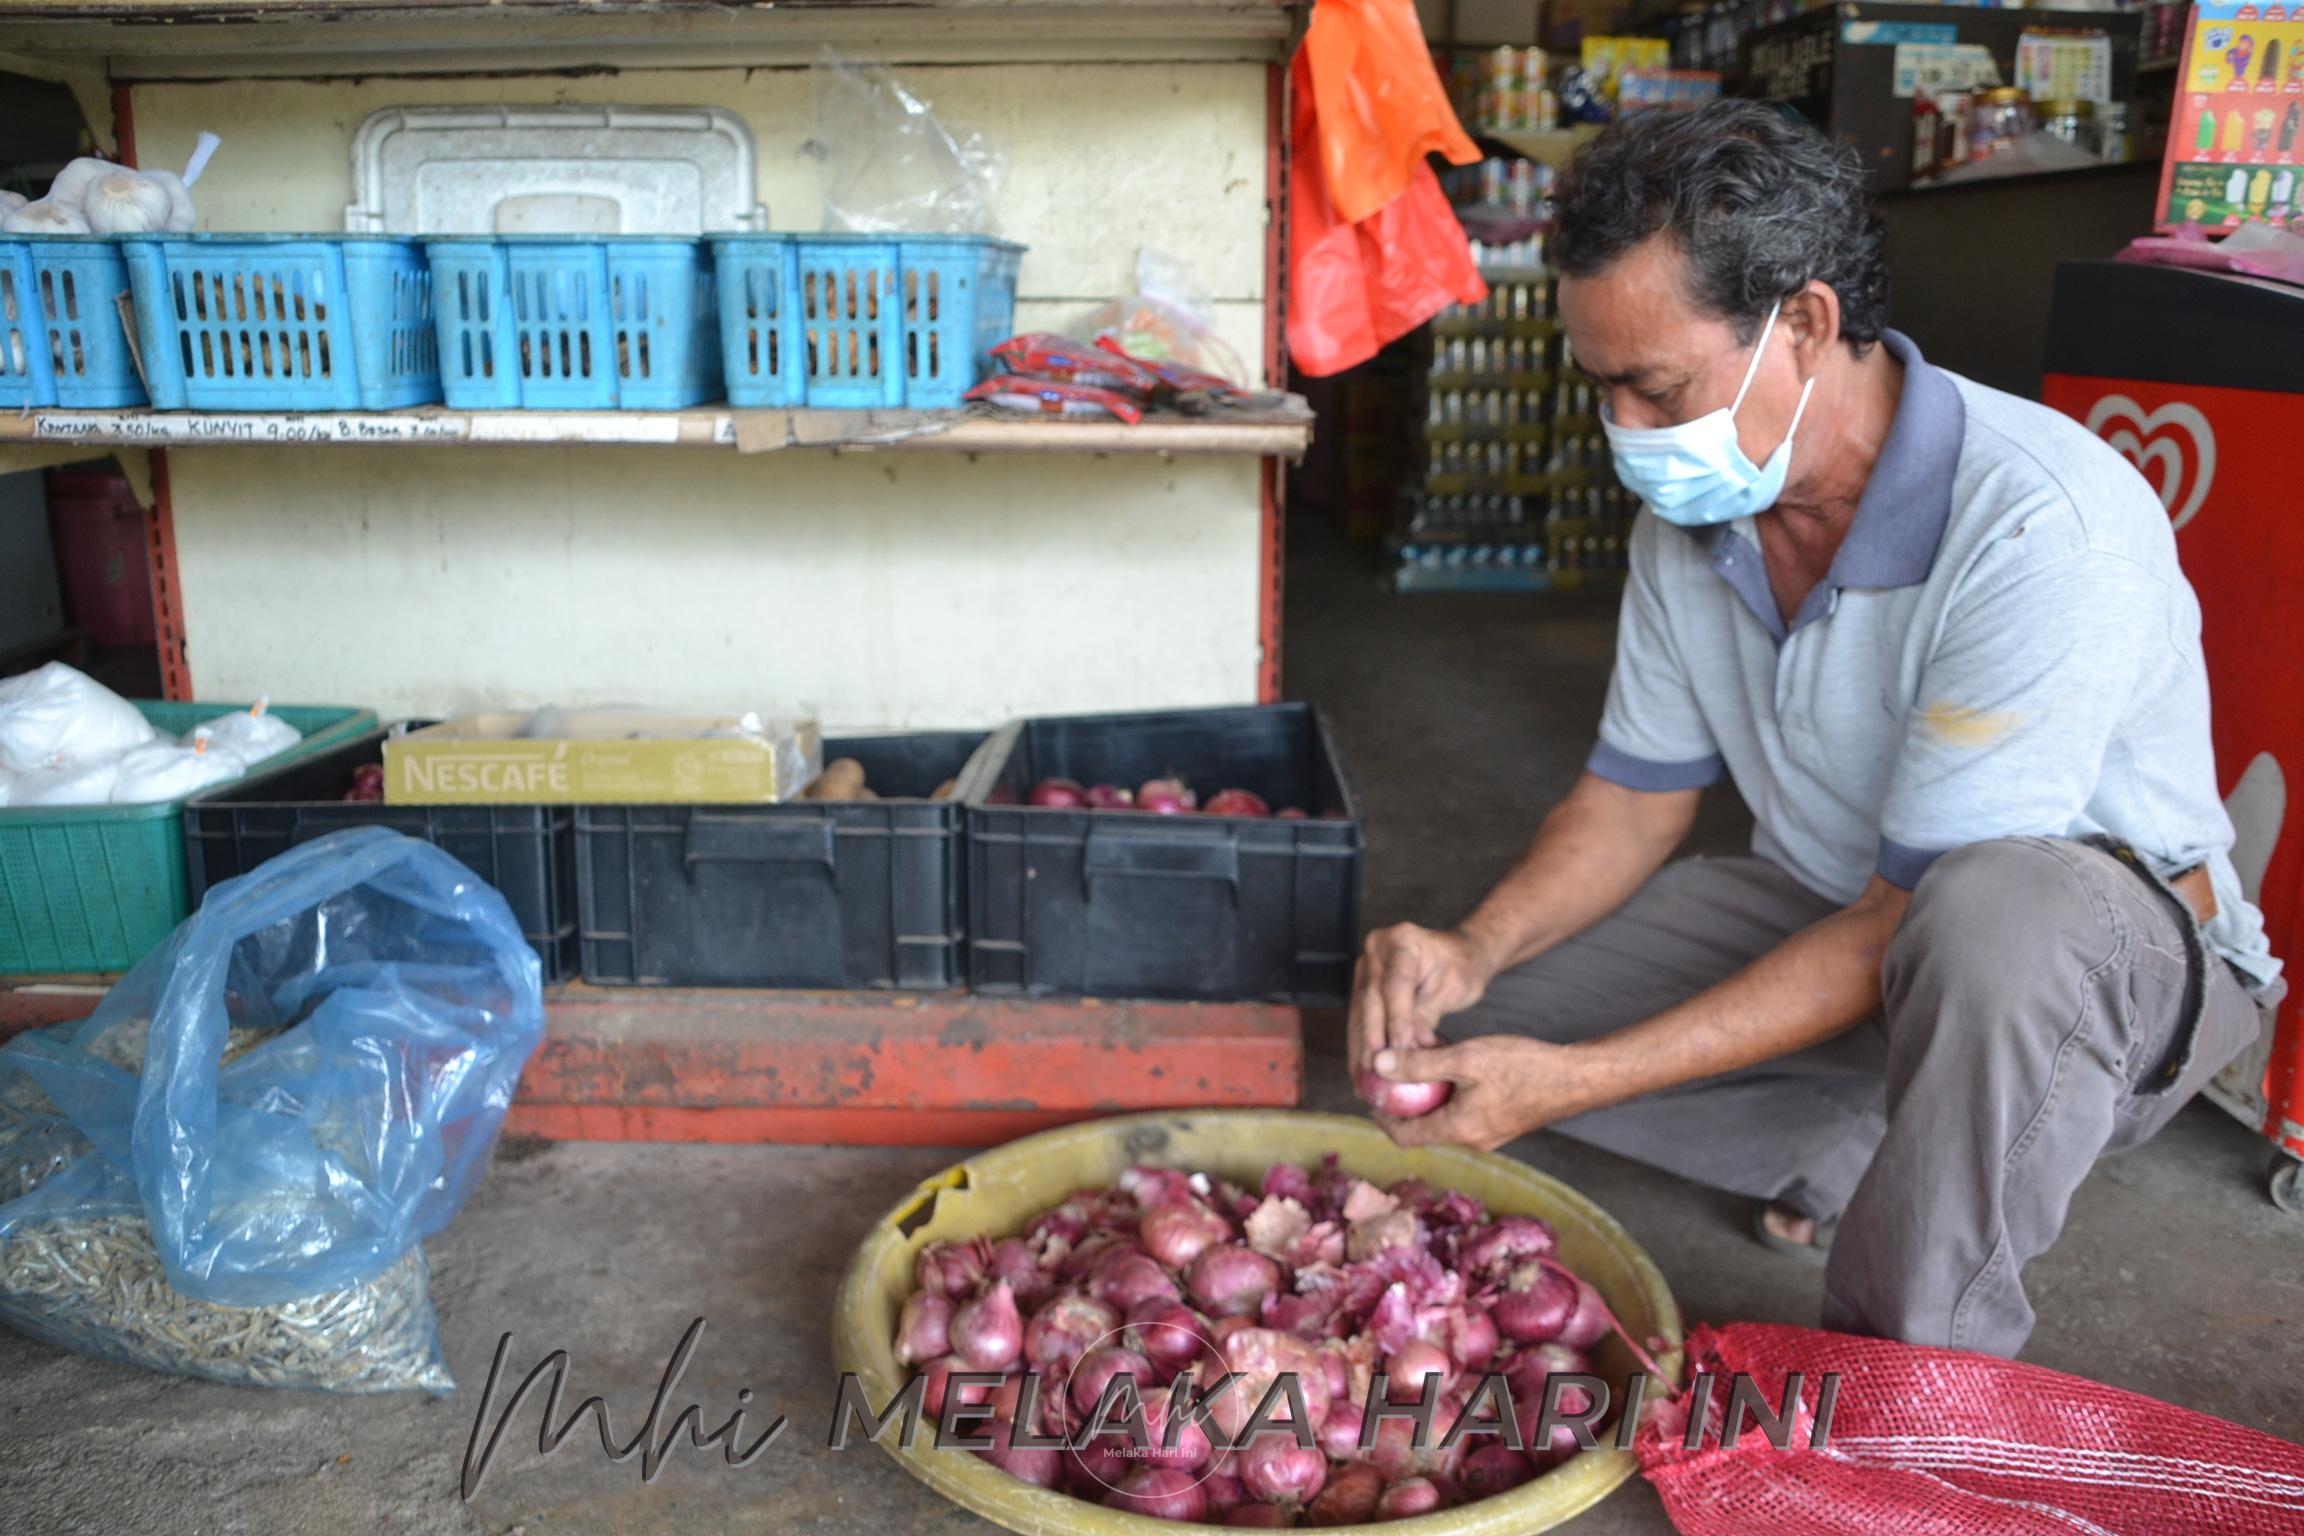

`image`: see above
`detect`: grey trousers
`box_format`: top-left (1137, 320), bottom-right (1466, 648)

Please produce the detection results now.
top-left (1446, 836), bottom-right (2263, 1357)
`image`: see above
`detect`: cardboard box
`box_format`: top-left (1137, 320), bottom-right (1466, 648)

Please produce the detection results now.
top-left (384, 711), bottom-right (820, 806)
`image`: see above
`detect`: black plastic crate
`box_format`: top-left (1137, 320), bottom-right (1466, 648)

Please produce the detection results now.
top-left (966, 704), bottom-right (1363, 1004)
top-left (573, 731), bottom-right (988, 989)
top-left (182, 725), bottom-right (580, 984)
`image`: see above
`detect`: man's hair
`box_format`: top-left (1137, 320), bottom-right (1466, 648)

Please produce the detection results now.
top-left (1551, 100), bottom-right (1889, 354)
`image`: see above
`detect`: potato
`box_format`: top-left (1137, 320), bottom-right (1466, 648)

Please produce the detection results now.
top-left (930, 778), bottom-right (958, 802)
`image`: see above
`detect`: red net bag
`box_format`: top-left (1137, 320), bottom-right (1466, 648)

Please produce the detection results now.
top-left (1638, 1324), bottom-right (2304, 1535)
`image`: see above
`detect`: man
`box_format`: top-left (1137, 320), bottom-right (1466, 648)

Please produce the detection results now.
top-left (1350, 101), bottom-right (2280, 1357)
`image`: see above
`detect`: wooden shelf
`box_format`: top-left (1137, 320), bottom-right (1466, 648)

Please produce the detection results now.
top-left (0, 401), bottom-right (1315, 458)
top-left (0, 0), bottom-right (1305, 76)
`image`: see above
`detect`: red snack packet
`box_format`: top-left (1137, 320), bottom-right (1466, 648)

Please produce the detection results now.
top-left (1092, 335), bottom-right (1237, 396)
top-left (989, 333), bottom-right (1160, 393)
top-left (964, 374), bottom-right (1145, 425)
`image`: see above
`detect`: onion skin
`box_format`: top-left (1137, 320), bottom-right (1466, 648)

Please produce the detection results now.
top-left (894, 1291), bottom-right (954, 1366)
top-left (1187, 1243), bottom-right (1283, 1318)
top-left (1353, 1070), bottom-right (1454, 1119)
top-left (1105, 1467), bottom-right (1209, 1522)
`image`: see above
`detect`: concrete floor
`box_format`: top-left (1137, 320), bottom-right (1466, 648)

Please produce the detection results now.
top-left (1, 529), bottom-right (2298, 1536)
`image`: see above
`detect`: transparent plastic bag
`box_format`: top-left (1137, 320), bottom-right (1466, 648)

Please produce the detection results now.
top-left (1087, 249), bottom-right (1249, 386)
top-left (808, 47), bottom-right (1002, 234)
top-left (0, 827), bottom-right (546, 1391)
top-left (108, 727), bottom-right (249, 804)
top-left (196, 696), bottom-right (301, 765)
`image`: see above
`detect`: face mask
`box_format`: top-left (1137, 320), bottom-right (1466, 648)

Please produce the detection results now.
top-left (1601, 302), bottom-right (1816, 528)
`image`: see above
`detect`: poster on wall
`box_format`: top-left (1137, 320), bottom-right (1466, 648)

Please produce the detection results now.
top-left (2156, 0), bottom-right (2304, 230)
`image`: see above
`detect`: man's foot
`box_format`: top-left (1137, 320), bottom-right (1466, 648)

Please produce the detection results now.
top-left (1750, 1201), bottom-right (1836, 1267)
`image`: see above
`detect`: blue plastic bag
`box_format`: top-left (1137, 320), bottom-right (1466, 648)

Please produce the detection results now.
top-left (0, 827), bottom-right (544, 1389)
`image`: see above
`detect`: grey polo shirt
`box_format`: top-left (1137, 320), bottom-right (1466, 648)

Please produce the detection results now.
top-left (1590, 330), bottom-right (2278, 989)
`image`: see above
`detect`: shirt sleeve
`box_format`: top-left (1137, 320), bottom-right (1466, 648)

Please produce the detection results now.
top-left (1587, 514), bottom-right (1726, 792)
top-left (1877, 544), bottom-right (2169, 888)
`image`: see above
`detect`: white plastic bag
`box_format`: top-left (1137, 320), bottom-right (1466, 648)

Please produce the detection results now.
top-left (14, 761), bottom-right (120, 807)
top-left (808, 48), bottom-right (1002, 234)
top-left (0, 664), bottom-right (157, 776)
top-left (109, 729), bottom-right (248, 805)
top-left (197, 698), bottom-right (300, 766)
top-left (1, 200), bottom-right (92, 235)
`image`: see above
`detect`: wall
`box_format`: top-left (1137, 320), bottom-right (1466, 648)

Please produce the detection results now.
top-left (127, 63), bottom-right (1273, 727)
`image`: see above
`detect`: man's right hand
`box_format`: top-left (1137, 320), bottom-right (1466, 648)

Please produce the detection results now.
top-left (1349, 923), bottom-right (1496, 1077)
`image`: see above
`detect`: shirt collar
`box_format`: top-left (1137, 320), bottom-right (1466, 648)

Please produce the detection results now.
top-left (1686, 328), bottom-right (1964, 592)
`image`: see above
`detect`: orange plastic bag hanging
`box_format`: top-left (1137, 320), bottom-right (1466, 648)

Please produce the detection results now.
top-left (1299, 0), bottom-right (1483, 225)
top-left (1287, 50), bottom-right (1487, 378)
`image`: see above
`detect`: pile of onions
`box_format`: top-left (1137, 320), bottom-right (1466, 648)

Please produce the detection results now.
top-left (1026, 776), bottom-right (1317, 820)
top-left (892, 1156), bottom-right (1663, 1526)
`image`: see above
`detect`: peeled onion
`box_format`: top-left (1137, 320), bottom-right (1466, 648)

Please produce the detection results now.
top-left (1354, 1069), bottom-right (1454, 1119)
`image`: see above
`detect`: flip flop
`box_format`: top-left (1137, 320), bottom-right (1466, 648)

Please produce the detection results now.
top-left (1750, 1202), bottom-right (1837, 1268)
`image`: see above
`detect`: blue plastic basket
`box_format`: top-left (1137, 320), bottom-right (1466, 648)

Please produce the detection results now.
top-left (0, 235), bottom-right (148, 409)
top-left (711, 233), bottom-right (1023, 409)
top-left (426, 236), bottom-right (720, 410)
top-left (119, 234), bottom-right (439, 411)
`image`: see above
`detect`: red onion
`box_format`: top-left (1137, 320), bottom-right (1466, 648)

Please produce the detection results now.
top-left (1085, 783), bottom-right (1135, 809)
top-left (1375, 1477), bottom-right (1446, 1518)
top-left (1026, 1201), bottom-right (1090, 1249)
top-left (1302, 1462), bottom-right (1384, 1526)
top-left (1357, 1415), bottom-right (1418, 1481)
top-left (1275, 807), bottom-right (1308, 820)
top-left (1126, 1299), bottom-right (1212, 1378)
top-left (1240, 1433), bottom-right (1329, 1507)
top-left (951, 1279), bottom-right (1025, 1371)
top-left (1460, 1442), bottom-right (1536, 1499)
top-left (1091, 1248), bottom-right (1184, 1312)
top-left (1514, 1378), bottom-right (1600, 1460)
top-left (916, 1238), bottom-right (988, 1299)
top-left (1457, 1215), bottom-right (1557, 1279)
top-left (1493, 1263), bottom-right (1578, 1344)
top-left (1353, 1069), bottom-right (1454, 1119)
top-left (1387, 1178), bottom-right (1442, 1215)
top-left (1449, 1306), bottom-right (1500, 1372)
top-left (976, 1416), bottom-right (1064, 1488)
top-left (1226, 1505), bottom-right (1298, 1528)
top-left (920, 1355), bottom-right (999, 1419)
top-left (1318, 1345), bottom-right (1351, 1401)
top-left (1024, 1292), bottom-right (1119, 1376)
top-left (1187, 1244), bottom-right (1282, 1317)
top-left (1137, 776), bottom-right (1197, 814)
top-left (1070, 1343), bottom-right (1153, 1416)
top-left (1030, 777), bottom-right (1089, 809)
top-left (894, 1290), bottom-right (953, 1366)
top-left (1105, 1466), bottom-right (1208, 1522)
top-left (1136, 1385), bottom-right (1215, 1472)
top-left (1385, 1339), bottom-right (1453, 1404)
top-left (1141, 1199), bottom-right (1232, 1271)
top-left (1067, 1435), bottom-right (1132, 1493)
top-left (1203, 1472), bottom-right (1248, 1514)
top-left (1315, 1400), bottom-right (1363, 1461)
top-left (1557, 1274), bottom-right (1613, 1351)
top-left (1203, 787), bottom-right (1270, 817)
top-left (986, 1236), bottom-right (1057, 1311)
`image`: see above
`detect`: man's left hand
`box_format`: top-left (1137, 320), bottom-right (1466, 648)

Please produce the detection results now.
top-left (1367, 1038), bottom-right (1601, 1151)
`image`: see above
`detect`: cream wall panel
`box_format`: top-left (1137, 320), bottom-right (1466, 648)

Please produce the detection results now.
top-left (169, 447), bottom-right (1263, 729)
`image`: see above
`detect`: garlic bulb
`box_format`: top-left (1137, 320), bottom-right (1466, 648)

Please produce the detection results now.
top-left (1, 199), bottom-right (93, 235)
top-left (0, 190), bottom-right (26, 217)
top-left (141, 168), bottom-right (198, 232)
top-left (45, 157), bottom-right (123, 210)
top-left (83, 170), bottom-right (174, 234)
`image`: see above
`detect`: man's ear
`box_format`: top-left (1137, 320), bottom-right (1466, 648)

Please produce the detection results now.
top-left (1782, 280), bottom-right (1843, 374)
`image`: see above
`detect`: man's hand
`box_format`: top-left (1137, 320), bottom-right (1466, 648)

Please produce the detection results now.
top-left (1348, 923), bottom-right (1495, 1076)
top-left (1367, 1037), bottom-right (1601, 1151)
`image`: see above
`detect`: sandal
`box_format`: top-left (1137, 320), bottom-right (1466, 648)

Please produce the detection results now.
top-left (1750, 1202), bottom-right (1837, 1268)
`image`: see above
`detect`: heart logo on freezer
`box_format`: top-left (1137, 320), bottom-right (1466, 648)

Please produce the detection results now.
top-left (2084, 395), bottom-right (2216, 531)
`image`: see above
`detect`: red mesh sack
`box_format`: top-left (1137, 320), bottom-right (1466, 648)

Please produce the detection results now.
top-left (1638, 1324), bottom-right (2304, 1535)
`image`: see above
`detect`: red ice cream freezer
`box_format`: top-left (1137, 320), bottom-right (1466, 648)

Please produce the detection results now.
top-left (2043, 258), bottom-right (2304, 1209)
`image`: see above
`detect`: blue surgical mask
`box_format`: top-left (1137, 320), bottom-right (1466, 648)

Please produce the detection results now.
top-left (1600, 302), bottom-right (1816, 528)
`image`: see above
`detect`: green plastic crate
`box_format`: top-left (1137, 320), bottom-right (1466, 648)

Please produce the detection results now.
top-left (0, 700), bottom-right (376, 975)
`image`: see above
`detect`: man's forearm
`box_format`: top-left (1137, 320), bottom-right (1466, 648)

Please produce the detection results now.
top-left (1553, 879), bottom-right (1909, 1116)
top-left (1457, 772), bottom-right (1697, 976)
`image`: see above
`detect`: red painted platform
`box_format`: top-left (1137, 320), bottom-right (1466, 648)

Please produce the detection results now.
top-left (1, 978), bottom-right (1303, 1147)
